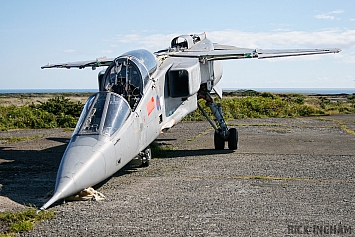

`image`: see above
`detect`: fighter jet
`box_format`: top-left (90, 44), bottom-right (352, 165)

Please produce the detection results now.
top-left (40, 33), bottom-right (340, 210)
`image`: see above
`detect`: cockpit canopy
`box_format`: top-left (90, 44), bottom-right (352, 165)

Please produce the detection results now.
top-left (102, 49), bottom-right (157, 96)
top-left (100, 49), bottom-right (157, 109)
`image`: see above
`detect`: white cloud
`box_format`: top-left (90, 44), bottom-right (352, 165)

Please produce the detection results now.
top-left (101, 50), bottom-right (113, 54)
top-left (314, 9), bottom-right (344, 20)
top-left (315, 77), bottom-right (332, 83)
top-left (315, 14), bottom-right (335, 20)
top-left (115, 29), bottom-right (355, 50)
top-left (207, 29), bottom-right (355, 50)
top-left (341, 51), bottom-right (355, 64)
top-left (331, 10), bottom-right (344, 14)
top-left (108, 33), bottom-right (178, 52)
top-left (64, 49), bottom-right (77, 53)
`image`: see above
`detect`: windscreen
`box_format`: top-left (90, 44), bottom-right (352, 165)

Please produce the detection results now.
top-left (102, 93), bottom-right (131, 136)
top-left (73, 92), bottom-right (131, 137)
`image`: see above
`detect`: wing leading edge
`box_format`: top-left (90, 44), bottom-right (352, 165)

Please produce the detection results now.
top-left (169, 48), bottom-right (341, 61)
top-left (41, 57), bottom-right (114, 70)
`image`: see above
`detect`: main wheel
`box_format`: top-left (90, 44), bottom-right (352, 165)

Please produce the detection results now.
top-left (227, 128), bottom-right (238, 150)
top-left (214, 130), bottom-right (225, 150)
top-left (141, 146), bottom-right (151, 167)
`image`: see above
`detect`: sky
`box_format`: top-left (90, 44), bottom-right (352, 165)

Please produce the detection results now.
top-left (1, 0), bottom-right (355, 90)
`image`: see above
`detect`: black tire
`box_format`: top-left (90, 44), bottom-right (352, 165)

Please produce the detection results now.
top-left (141, 146), bottom-right (151, 167)
top-left (214, 130), bottom-right (225, 150)
top-left (227, 128), bottom-right (238, 150)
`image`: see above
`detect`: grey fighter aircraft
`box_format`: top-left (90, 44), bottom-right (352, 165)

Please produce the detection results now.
top-left (40, 33), bottom-right (341, 210)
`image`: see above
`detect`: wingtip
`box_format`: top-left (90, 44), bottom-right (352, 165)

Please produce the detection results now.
top-left (330, 48), bottom-right (341, 53)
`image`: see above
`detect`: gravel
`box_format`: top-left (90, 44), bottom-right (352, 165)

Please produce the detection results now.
top-left (1, 115), bottom-right (355, 236)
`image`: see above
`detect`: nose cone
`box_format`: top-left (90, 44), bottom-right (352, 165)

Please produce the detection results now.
top-left (40, 136), bottom-right (111, 210)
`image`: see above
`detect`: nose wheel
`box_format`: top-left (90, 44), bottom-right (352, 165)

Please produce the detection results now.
top-left (140, 146), bottom-right (151, 167)
top-left (130, 146), bottom-right (152, 168)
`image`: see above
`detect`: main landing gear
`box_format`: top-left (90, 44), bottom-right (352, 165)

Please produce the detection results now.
top-left (198, 92), bottom-right (238, 150)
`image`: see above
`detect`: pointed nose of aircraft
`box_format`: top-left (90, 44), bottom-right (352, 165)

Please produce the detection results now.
top-left (40, 136), bottom-right (114, 210)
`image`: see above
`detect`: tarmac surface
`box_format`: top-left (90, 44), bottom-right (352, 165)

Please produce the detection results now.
top-left (0, 114), bottom-right (355, 236)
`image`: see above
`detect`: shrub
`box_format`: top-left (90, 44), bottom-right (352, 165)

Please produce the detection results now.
top-left (0, 97), bottom-right (84, 130)
top-left (184, 93), bottom-right (321, 121)
top-left (31, 96), bottom-right (83, 117)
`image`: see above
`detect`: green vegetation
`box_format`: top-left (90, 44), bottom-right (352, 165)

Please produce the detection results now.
top-left (0, 92), bottom-right (93, 100)
top-left (318, 95), bottom-right (355, 114)
top-left (317, 117), bottom-right (355, 135)
top-left (0, 96), bottom-right (83, 131)
top-left (0, 92), bottom-right (354, 131)
top-left (184, 93), bottom-right (355, 121)
top-left (150, 141), bottom-right (176, 158)
top-left (0, 207), bottom-right (55, 236)
top-left (0, 135), bottom-right (43, 144)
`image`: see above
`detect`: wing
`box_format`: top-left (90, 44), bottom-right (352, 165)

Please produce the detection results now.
top-left (169, 47), bottom-right (341, 61)
top-left (256, 48), bottom-right (341, 59)
top-left (41, 57), bottom-right (114, 70)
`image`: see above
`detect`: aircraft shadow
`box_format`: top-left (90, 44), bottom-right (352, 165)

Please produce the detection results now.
top-left (0, 137), bottom-right (233, 209)
top-left (161, 148), bottom-right (234, 159)
top-left (46, 137), bottom-right (70, 144)
top-left (0, 136), bottom-right (151, 209)
top-left (0, 139), bottom-right (67, 208)
top-left (155, 138), bottom-right (177, 142)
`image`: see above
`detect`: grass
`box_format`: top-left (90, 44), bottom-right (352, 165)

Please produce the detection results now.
top-left (0, 206), bottom-right (55, 236)
top-left (0, 135), bottom-right (43, 144)
top-left (184, 93), bottom-right (355, 121)
top-left (150, 141), bottom-right (176, 158)
top-left (340, 124), bottom-right (355, 135)
top-left (317, 118), bottom-right (355, 135)
top-left (227, 123), bottom-right (284, 127)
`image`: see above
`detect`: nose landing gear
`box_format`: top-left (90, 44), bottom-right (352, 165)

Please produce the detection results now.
top-left (128, 146), bottom-right (152, 167)
top-left (140, 146), bottom-right (152, 167)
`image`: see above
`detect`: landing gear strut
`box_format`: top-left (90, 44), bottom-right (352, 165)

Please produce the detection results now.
top-left (198, 92), bottom-right (238, 150)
